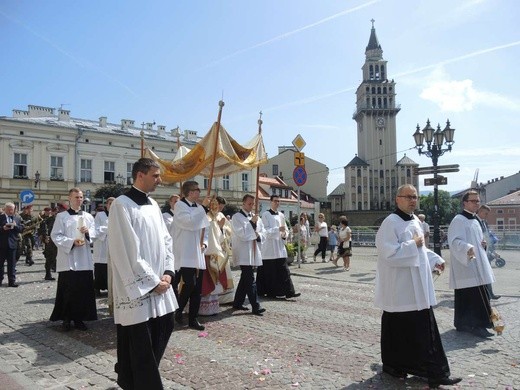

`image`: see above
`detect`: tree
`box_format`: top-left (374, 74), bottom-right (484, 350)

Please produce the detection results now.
top-left (93, 184), bottom-right (127, 202)
top-left (419, 190), bottom-right (459, 225)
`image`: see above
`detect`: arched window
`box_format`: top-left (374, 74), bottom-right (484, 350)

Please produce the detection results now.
top-left (357, 185), bottom-right (362, 194)
top-left (371, 87), bottom-right (376, 94)
top-left (383, 87), bottom-right (387, 94)
top-left (357, 168), bottom-right (361, 177)
top-left (377, 87), bottom-right (381, 94)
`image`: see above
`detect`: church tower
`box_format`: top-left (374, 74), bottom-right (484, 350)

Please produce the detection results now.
top-left (344, 21), bottom-right (416, 211)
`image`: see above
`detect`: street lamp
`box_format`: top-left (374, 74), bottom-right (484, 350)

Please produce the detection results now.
top-left (116, 174), bottom-right (125, 185)
top-left (413, 119), bottom-right (455, 255)
top-left (34, 171), bottom-right (41, 189)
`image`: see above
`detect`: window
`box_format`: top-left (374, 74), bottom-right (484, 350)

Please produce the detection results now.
top-left (222, 175), bottom-right (230, 190)
top-left (104, 161), bottom-right (115, 184)
top-left (272, 164), bottom-right (279, 176)
top-left (13, 153), bottom-right (28, 178)
top-left (241, 173), bottom-right (249, 192)
top-left (126, 162), bottom-right (133, 185)
top-left (203, 178), bottom-right (209, 189)
top-left (50, 156), bottom-right (64, 180)
top-left (285, 189), bottom-right (289, 198)
top-left (80, 159), bottom-right (92, 183)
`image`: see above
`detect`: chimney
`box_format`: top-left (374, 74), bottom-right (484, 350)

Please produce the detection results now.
top-left (184, 129), bottom-right (197, 141)
top-left (28, 105), bottom-right (55, 117)
top-left (146, 122), bottom-right (154, 130)
top-left (12, 109), bottom-right (29, 118)
top-left (58, 109), bottom-right (70, 122)
top-left (99, 116), bottom-right (107, 128)
top-left (121, 119), bottom-right (135, 130)
top-left (157, 125), bottom-right (166, 136)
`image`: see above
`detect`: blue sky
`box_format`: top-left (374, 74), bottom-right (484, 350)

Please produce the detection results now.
top-left (1, 0), bottom-right (519, 194)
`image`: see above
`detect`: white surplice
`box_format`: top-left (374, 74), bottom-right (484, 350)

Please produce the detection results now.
top-left (93, 211), bottom-right (108, 264)
top-left (231, 211), bottom-right (265, 267)
top-left (172, 200), bottom-right (209, 270)
top-left (375, 213), bottom-right (444, 312)
top-left (51, 211), bottom-right (96, 272)
top-left (261, 210), bottom-right (287, 260)
top-left (448, 214), bottom-right (495, 289)
top-left (108, 195), bottom-right (177, 326)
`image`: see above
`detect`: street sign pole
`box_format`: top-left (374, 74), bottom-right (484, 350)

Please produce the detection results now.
top-left (292, 134), bottom-right (306, 269)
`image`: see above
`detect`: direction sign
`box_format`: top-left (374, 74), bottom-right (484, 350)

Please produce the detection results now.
top-left (424, 176), bottom-right (448, 186)
top-left (292, 134), bottom-right (306, 152)
top-left (19, 189), bottom-right (35, 204)
top-left (414, 164), bottom-right (460, 175)
top-left (294, 152), bottom-right (305, 167)
top-left (293, 166), bottom-right (307, 187)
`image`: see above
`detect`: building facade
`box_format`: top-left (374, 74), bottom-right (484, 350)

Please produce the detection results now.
top-left (0, 104), bottom-right (258, 211)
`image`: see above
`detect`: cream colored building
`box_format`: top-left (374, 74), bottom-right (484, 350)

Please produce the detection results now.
top-left (0, 104), bottom-right (258, 211)
top-left (259, 147), bottom-right (329, 201)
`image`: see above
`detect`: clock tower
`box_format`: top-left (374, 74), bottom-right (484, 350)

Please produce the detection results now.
top-left (343, 21), bottom-right (416, 212)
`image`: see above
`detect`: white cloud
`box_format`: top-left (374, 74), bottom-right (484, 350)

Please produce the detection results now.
top-left (419, 67), bottom-right (520, 112)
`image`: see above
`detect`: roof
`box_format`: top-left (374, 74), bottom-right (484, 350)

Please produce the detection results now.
top-left (345, 155), bottom-right (369, 167)
top-left (328, 183), bottom-right (345, 197)
top-left (366, 26), bottom-right (381, 52)
top-left (396, 154), bottom-right (418, 166)
top-left (488, 189), bottom-right (520, 206)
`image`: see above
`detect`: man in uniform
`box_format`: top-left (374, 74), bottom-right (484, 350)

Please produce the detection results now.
top-left (20, 205), bottom-right (38, 266)
top-left (38, 207), bottom-right (57, 280)
top-left (1, 202), bottom-right (25, 287)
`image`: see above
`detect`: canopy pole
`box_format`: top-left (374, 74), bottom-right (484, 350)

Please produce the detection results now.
top-left (140, 130), bottom-right (145, 158)
top-left (207, 100), bottom-right (225, 197)
top-left (254, 111), bottom-right (263, 215)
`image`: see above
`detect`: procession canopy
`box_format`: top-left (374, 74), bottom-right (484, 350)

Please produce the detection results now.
top-left (144, 122), bottom-right (268, 184)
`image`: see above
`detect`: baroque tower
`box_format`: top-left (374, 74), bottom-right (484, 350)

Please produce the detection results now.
top-left (344, 21), bottom-right (417, 211)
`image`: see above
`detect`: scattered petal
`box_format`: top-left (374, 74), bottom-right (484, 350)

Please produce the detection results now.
top-left (258, 377), bottom-right (266, 382)
top-left (291, 383), bottom-right (300, 387)
top-left (198, 331), bottom-right (208, 337)
top-left (260, 368), bottom-right (271, 375)
top-left (210, 359), bottom-right (216, 363)
top-left (467, 374), bottom-right (475, 378)
top-left (295, 357), bottom-right (302, 363)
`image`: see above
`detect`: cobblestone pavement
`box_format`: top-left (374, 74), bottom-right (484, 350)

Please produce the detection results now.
top-left (0, 247), bottom-right (518, 389)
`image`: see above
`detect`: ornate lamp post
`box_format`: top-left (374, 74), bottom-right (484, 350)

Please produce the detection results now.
top-left (413, 119), bottom-right (455, 255)
top-left (34, 171), bottom-right (41, 189)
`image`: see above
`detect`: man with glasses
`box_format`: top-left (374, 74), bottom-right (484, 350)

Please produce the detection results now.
top-left (448, 190), bottom-right (496, 338)
top-left (375, 184), bottom-right (461, 388)
top-left (172, 180), bottom-right (210, 330)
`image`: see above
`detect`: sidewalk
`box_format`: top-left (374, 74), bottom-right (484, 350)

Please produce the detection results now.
top-left (0, 248), bottom-right (518, 389)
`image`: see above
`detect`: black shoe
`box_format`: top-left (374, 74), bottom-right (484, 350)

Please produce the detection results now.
top-left (382, 365), bottom-right (407, 379)
top-left (455, 325), bottom-right (473, 333)
top-left (471, 327), bottom-right (494, 338)
top-left (74, 320), bottom-right (88, 331)
top-left (233, 305), bottom-right (249, 311)
top-left (252, 308), bottom-right (266, 316)
top-left (491, 295), bottom-right (501, 300)
top-left (428, 377), bottom-right (462, 388)
top-left (188, 320), bottom-right (205, 331)
top-left (44, 274), bottom-right (56, 281)
top-left (286, 292), bottom-right (301, 298)
top-left (27, 260), bottom-right (34, 266)
top-left (174, 310), bottom-right (184, 325)
top-left (8, 283), bottom-right (19, 288)
top-left (62, 320), bottom-right (71, 331)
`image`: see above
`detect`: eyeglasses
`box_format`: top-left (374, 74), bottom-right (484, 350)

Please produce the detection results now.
top-left (465, 199), bottom-right (480, 203)
top-left (398, 195), bottom-right (418, 200)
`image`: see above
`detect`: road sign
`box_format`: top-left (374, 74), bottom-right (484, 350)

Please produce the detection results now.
top-left (19, 189), bottom-right (35, 204)
top-left (293, 166), bottom-right (307, 187)
top-left (414, 164), bottom-right (460, 175)
top-left (294, 152), bottom-right (305, 167)
top-left (292, 134), bottom-right (306, 152)
top-left (424, 176), bottom-right (448, 186)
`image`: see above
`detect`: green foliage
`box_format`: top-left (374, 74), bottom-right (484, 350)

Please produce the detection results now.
top-left (285, 242), bottom-right (297, 257)
top-left (93, 184), bottom-right (127, 200)
top-left (419, 190), bottom-right (460, 225)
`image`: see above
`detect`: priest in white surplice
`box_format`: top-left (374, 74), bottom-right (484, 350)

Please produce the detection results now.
top-left (172, 180), bottom-right (210, 331)
top-left (448, 190), bottom-right (495, 338)
top-left (92, 197), bottom-right (114, 296)
top-left (375, 184), bottom-right (461, 388)
top-left (50, 187), bottom-right (97, 331)
top-left (108, 158), bottom-right (177, 390)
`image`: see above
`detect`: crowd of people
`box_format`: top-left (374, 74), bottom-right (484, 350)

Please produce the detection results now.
top-left (0, 163), bottom-right (502, 389)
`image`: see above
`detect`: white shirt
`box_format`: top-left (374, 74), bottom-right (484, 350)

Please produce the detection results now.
top-left (375, 213), bottom-right (444, 312)
top-left (448, 213), bottom-right (495, 289)
top-left (172, 199), bottom-right (209, 270)
top-left (108, 194), bottom-right (177, 326)
top-left (51, 210), bottom-right (96, 272)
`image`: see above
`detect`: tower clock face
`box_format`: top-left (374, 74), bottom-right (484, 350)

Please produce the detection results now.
top-left (377, 117), bottom-right (385, 126)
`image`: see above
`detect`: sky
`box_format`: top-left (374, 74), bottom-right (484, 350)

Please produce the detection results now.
top-left (1, 0), bottom-right (519, 195)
